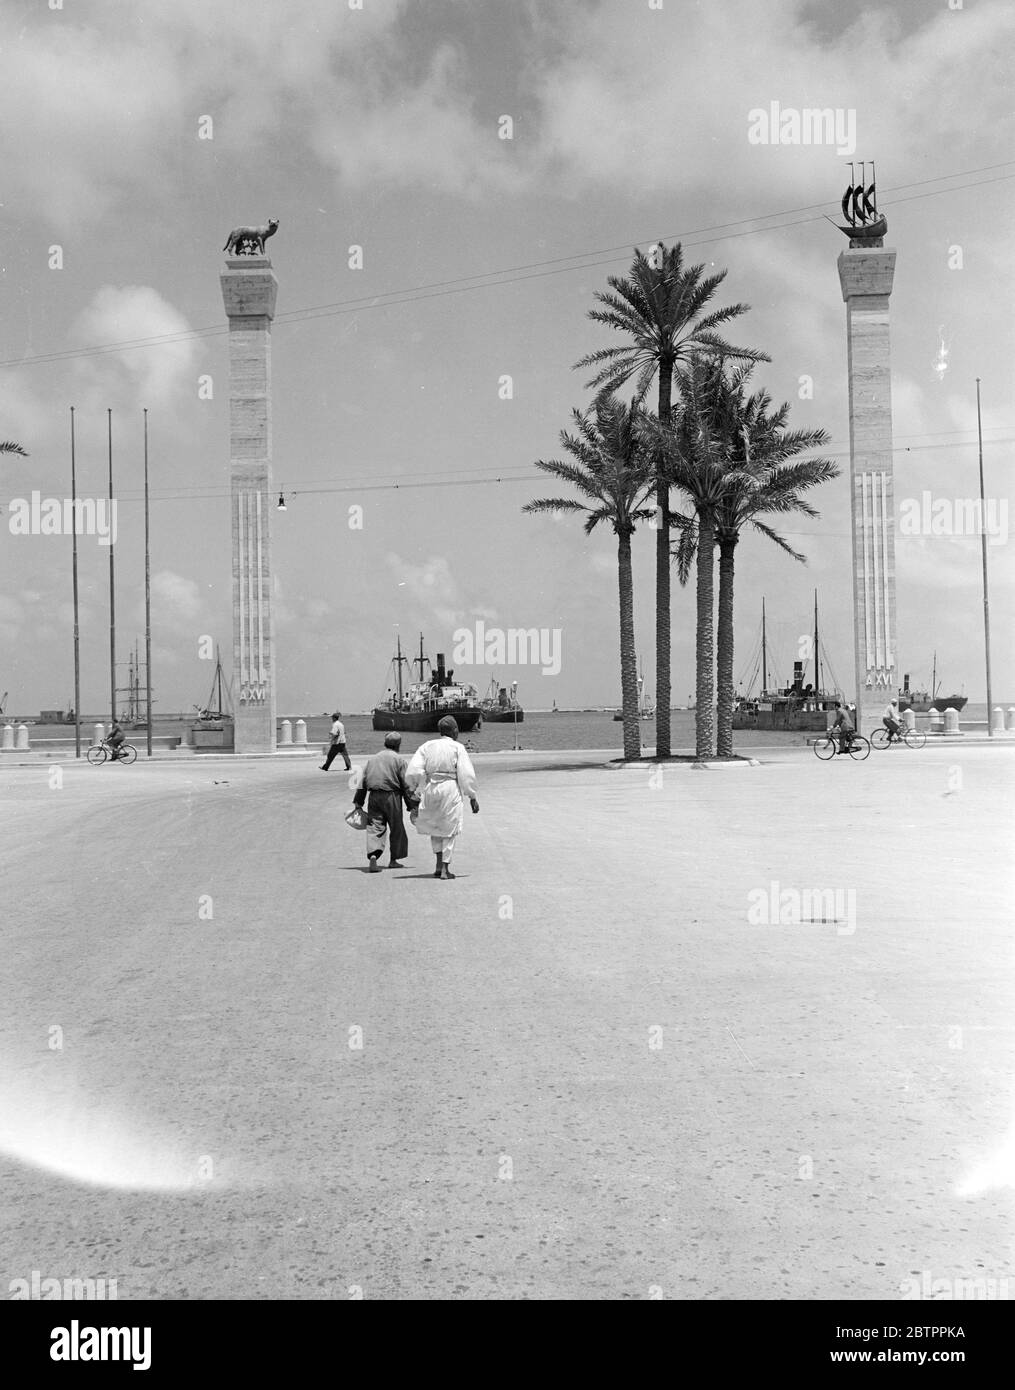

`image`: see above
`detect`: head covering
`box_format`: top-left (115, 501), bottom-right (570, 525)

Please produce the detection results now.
top-left (332, 712), bottom-right (341, 719)
top-left (383, 732), bottom-right (402, 750)
top-left (437, 715), bottom-right (459, 738)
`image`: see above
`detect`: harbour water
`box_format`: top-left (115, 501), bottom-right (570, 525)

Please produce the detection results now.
top-left (15, 703), bottom-right (1005, 753)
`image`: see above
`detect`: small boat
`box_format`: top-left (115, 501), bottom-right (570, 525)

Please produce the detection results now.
top-left (193, 646), bottom-right (232, 723)
top-left (898, 657), bottom-right (967, 714)
top-left (478, 678), bottom-right (524, 723)
top-left (373, 634), bottom-right (482, 733)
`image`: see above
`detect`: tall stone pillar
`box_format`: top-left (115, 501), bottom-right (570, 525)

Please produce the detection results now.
top-left (837, 246), bottom-right (898, 737)
top-left (220, 255), bottom-right (278, 753)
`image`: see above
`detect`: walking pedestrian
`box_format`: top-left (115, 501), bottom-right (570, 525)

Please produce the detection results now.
top-left (406, 715), bottom-right (480, 880)
top-left (320, 712), bottom-right (351, 771)
top-left (352, 732), bottom-right (419, 872)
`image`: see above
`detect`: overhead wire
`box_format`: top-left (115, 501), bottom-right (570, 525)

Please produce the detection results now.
top-left (1, 161), bottom-right (1011, 371)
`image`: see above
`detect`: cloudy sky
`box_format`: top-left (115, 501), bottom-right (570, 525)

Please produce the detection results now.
top-left (1, 0), bottom-right (1012, 716)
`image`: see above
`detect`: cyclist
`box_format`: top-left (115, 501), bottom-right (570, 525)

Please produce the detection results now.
top-left (882, 698), bottom-right (902, 743)
top-left (830, 702), bottom-right (854, 754)
top-left (108, 720), bottom-right (126, 760)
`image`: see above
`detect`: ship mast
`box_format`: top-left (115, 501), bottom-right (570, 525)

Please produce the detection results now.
top-left (813, 589), bottom-right (821, 695)
top-left (761, 597), bottom-right (768, 694)
top-left (414, 632), bottom-right (429, 684)
top-left (932, 651), bottom-right (938, 703)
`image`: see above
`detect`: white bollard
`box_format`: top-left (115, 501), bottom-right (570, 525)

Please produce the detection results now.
top-left (992, 706), bottom-right (1005, 734)
top-left (1, 724), bottom-right (13, 751)
top-left (928, 706), bottom-right (944, 735)
top-left (294, 719), bottom-right (307, 746)
top-left (279, 719), bottom-right (293, 746)
top-left (93, 723), bottom-right (105, 747)
top-left (15, 723), bottom-right (29, 750)
top-left (902, 707), bottom-right (916, 731)
top-left (944, 707), bottom-right (961, 736)
top-left (1007, 707), bottom-right (1015, 733)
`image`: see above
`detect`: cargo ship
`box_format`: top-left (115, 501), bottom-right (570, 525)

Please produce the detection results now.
top-left (898, 657), bottom-right (967, 714)
top-left (372, 634), bottom-right (482, 733)
top-left (732, 593), bottom-right (843, 732)
top-left (478, 678), bottom-right (524, 723)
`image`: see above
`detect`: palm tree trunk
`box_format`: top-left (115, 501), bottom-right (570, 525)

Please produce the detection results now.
top-left (716, 534), bottom-right (737, 757)
top-left (654, 360), bottom-right (673, 758)
top-left (694, 513), bottom-right (715, 758)
top-left (617, 529), bottom-right (641, 760)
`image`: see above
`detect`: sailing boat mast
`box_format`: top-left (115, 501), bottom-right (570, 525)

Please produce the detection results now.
top-left (932, 651), bottom-right (938, 703)
top-left (761, 597), bottom-right (768, 694)
top-left (813, 590), bottom-right (821, 695)
top-left (396, 633), bottom-right (404, 704)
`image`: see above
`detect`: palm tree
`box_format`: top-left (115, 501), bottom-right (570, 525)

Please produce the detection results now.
top-left (574, 242), bottom-right (767, 758)
top-left (672, 372), bottom-right (839, 756)
top-left (1, 441), bottom-right (28, 461)
top-left (523, 398), bottom-right (655, 761)
top-left (660, 357), bottom-right (751, 757)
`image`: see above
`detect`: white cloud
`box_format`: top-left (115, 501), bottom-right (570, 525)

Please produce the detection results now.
top-left (70, 286), bottom-right (197, 408)
top-left (151, 569), bottom-right (203, 632)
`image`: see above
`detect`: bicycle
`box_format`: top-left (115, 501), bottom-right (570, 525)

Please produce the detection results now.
top-left (813, 730), bottom-right (870, 761)
top-left (87, 738), bottom-right (137, 765)
top-left (870, 724), bottom-right (927, 751)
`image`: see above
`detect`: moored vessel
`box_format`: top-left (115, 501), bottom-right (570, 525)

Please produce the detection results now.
top-left (732, 593), bottom-right (843, 732)
top-left (898, 657), bottom-right (967, 714)
top-left (479, 678), bottom-right (524, 723)
top-left (373, 634), bottom-right (482, 733)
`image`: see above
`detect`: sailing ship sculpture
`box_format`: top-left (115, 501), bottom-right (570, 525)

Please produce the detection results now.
top-left (837, 162), bottom-right (887, 247)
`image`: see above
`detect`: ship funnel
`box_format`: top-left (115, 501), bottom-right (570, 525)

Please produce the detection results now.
top-left (434, 652), bottom-right (448, 686)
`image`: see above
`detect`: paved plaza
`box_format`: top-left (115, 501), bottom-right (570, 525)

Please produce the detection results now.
top-left (1, 743), bottom-right (1012, 1299)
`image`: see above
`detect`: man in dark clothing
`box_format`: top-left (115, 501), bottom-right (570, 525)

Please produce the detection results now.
top-left (830, 702), bottom-right (854, 754)
top-left (108, 720), bottom-right (126, 760)
top-left (321, 712), bottom-right (351, 771)
top-left (353, 732), bottom-right (419, 871)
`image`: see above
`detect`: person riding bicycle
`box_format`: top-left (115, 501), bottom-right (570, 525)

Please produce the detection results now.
top-left (830, 702), bottom-right (854, 754)
top-left (108, 720), bottom-right (126, 760)
top-left (882, 699), bottom-right (901, 742)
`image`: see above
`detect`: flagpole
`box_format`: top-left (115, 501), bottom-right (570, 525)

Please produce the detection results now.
top-left (70, 408), bottom-right (82, 759)
top-left (108, 408), bottom-right (116, 727)
top-left (143, 409), bottom-right (153, 758)
top-left (975, 378), bottom-right (993, 736)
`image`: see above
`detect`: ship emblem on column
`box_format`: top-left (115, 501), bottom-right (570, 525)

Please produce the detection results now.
top-left (220, 220), bottom-right (280, 752)
top-left (836, 168), bottom-right (898, 733)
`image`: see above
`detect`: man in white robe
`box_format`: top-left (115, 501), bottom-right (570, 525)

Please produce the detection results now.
top-left (406, 716), bottom-right (479, 879)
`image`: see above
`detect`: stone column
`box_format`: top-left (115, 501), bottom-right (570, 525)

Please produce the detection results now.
top-left (837, 247), bottom-right (898, 737)
top-left (220, 256), bottom-right (278, 753)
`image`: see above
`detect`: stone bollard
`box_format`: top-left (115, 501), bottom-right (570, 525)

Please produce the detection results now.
top-left (294, 719), bottom-right (307, 746)
top-left (94, 723), bottom-right (105, 747)
top-left (944, 707), bottom-right (961, 736)
top-left (16, 723), bottom-right (30, 750)
top-left (992, 706), bottom-right (1005, 734)
top-left (1, 724), bottom-right (13, 751)
top-left (902, 707), bottom-right (916, 731)
top-left (1007, 707), bottom-right (1015, 733)
top-left (928, 706), bottom-right (943, 736)
top-left (279, 719), bottom-right (293, 746)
